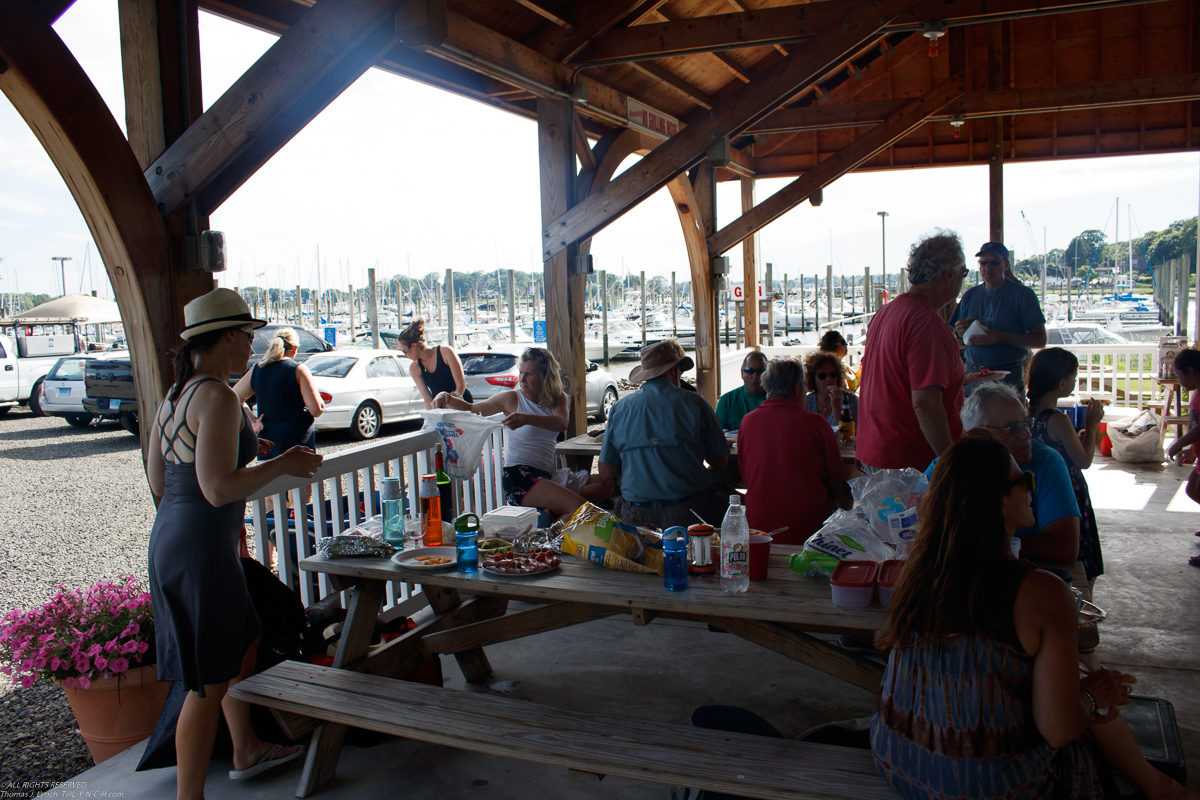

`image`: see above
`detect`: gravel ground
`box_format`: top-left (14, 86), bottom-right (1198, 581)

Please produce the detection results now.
top-left (0, 407), bottom-right (430, 796)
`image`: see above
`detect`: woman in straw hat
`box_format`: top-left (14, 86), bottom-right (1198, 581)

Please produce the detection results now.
top-left (146, 289), bottom-right (323, 798)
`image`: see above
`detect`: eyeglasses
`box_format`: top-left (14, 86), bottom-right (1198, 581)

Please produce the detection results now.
top-left (982, 418), bottom-right (1034, 434)
top-left (1005, 470), bottom-right (1036, 494)
top-left (742, 367), bottom-right (766, 375)
top-left (815, 371), bottom-right (838, 380)
top-left (978, 258), bottom-right (1003, 267)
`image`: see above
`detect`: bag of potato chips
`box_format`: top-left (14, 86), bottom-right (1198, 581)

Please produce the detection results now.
top-left (560, 503), bottom-right (664, 575)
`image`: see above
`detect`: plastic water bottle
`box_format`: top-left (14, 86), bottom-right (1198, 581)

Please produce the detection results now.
top-left (662, 527), bottom-right (688, 591)
top-left (720, 496), bottom-right (749, 593)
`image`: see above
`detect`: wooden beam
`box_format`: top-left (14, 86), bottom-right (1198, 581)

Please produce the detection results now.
top-left (751, 73), bottom-right (1200, 134)
top-left (512, 0), bottom-right (573, 29)
top-left (667, 167), bottom-right (718, 405)
top-left (523, 0), bottom-right (658, 63)
top-left (709, 73), bottom-right (966, 256)
top-left (574, 113), bottom-right (597, 174)
top-left (630, 61), bottom-right (714, 109)
top-left (988, 21), bottom-right (1004, 243)
top-left (740, 177), bottom-right (759, 349)
top-left (541, 0), bottom-right (924, 261)
top-left (652, 7), bottom-right (752, 83)
top-left (196, 17), bottom-right (400, 216)
top-left (118, 0), bottom-right (166, 170)
top-left (423, 602), bottom-right (621, 653)
top-left (0, 0), bottom-right (204, 461)
top-left (146, 0), bottom-right (404, 217)
top-left (714, 616), bottom-right (884, 692)
top-left (395, 0), bottom-right (447, 50)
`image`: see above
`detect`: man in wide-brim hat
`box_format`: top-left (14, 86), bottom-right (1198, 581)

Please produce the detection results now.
top-left (597, 340), bottom-right (731, 530)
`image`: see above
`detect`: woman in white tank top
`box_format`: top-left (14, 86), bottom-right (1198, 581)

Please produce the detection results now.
top-left (432, 348), bottom-right (607, 520)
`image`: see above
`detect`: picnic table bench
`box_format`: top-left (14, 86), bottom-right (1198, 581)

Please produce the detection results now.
top-left (230, 547), bottom-right (890, 798)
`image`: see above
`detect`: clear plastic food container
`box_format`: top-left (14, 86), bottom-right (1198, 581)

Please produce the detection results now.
top-left (877, 559), bottom-right (904, 607)
top-left (830, 560), bottom-right (879, 607)
top-left (480, 506), bottom-right (540, 539)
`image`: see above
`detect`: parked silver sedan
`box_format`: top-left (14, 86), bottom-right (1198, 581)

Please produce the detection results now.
top-left (459, 345), bottom-right (619, 421)
top-left (303, 349), bottom-right (422, 440)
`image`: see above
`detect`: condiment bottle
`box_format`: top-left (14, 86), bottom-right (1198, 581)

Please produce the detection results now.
top-left (419, 474), bottom-right (442, 546)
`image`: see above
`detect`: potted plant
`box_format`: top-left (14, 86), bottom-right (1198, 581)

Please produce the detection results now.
top-left (0, 575), bottom-right (170, 764)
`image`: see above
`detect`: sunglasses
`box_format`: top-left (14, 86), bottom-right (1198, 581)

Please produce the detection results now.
top-left (978, 258), bottom-right (1003, 267)
top-left (815, 371), bottom-right (839, 380)
top-left (1005, 470), bottom-right (1036, 494)
top-left (743, 367), bottom-right (766, 375)
top-left (983, 418), bottom-right (1034, 434)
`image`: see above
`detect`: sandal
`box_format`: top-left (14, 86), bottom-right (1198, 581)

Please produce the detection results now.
top-left (1189, 555), bottom-right (1200, 567)
top-left (229, 743), bottom-right (304, 780)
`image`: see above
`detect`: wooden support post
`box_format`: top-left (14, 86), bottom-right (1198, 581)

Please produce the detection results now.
top-left (741, 178), bottom-right (759, 349)
top-left (987, 22), bottom-right (1004, 244)
top-left (538, 98), bottom-right (586, 435)
top-left (864, 267), bottom-right (871, 315)
top-left (1182, 254), bottom-right (1190, 339)
top-left (668, 166), bottom-right (718, 405)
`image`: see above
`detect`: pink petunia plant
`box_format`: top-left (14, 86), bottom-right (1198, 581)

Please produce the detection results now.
top-left (0, 576), bottom-right (154, 690)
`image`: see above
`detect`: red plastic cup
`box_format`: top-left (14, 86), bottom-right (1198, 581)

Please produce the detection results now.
top-left (748, 535), bottom-right (771, 581)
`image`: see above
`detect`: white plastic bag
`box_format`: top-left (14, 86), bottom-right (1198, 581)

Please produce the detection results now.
top-left (1110, 410), bottom-right (1163, 463)
top-left (849, 468), bottom-right (929, 546)
top-left (787, 509), bottom-right (892, 579)
top-left (419, 410), bottom-right (503, 479)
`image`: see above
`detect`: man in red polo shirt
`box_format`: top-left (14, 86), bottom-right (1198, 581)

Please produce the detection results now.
top-left (857, 230), bottom-right (967, 470)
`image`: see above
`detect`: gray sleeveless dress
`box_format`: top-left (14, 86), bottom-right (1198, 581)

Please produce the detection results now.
top-left (148, 378), bottom-right (261, 696)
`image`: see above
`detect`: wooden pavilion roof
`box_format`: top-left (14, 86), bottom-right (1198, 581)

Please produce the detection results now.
top-left (199, 0), bottom-right (1200, 185)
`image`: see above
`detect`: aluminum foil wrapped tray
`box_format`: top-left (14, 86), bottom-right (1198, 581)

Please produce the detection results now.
top-left (317, 535), bottom-right (396, 559)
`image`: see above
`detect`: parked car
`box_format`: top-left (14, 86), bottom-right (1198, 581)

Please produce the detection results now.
top-left (459, 345), bottom-right (619, 421)
top-left (231, 324), bottom-right (336, 382)
top-left (82, 357), bottom-right (139, 435)
top-left (39, 350), bottom-right (130, 427)
top-left (304, 349), bottom-right (422, 440)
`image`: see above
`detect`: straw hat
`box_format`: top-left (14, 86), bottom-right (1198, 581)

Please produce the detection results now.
top-left (629, 339), bottom-right (694, 382)
top-left (179, 288), bottom-right (266, 340)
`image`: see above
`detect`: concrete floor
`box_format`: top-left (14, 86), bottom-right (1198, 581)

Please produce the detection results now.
top-left (62, 455), bottom-right (1199, 799)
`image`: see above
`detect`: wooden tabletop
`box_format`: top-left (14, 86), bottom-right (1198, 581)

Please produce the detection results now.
top-left (302, 547), bottom-right (887, 634)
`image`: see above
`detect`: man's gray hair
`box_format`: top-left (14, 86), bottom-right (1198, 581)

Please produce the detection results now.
top-left (762, 356), bottom-right (804, 399)
top-left (906, 229), bottom-right (966, 286)
top-left (960, 382), bottom-right (1026, 429)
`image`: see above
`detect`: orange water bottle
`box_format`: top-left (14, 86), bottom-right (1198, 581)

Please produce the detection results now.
top-left (419, 474), bottom-right (442, 546)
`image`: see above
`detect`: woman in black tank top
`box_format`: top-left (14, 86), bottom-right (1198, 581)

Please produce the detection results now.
top-left (232, 327), bottom-right (325, 459)
top-left (396, 318), bottom-right (472, 408)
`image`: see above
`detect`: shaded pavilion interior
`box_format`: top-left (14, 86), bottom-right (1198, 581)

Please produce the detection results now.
top-left (2, 0), bottom-right (1199, 444)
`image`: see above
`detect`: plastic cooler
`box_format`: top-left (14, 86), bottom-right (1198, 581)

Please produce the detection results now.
top-left (830, 560), bottom-right (878, 607)
top-left (877, 560), bottom-right (904, 607)
top-left (480, 506), bottom-right (540, 539)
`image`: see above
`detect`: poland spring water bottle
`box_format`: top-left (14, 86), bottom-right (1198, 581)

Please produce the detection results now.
top-left (720, 495), bottom-right (749, 593)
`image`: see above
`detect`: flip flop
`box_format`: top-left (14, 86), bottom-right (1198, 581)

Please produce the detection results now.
top-left (229, 743), bottom-right (305, 780)
top-left (1189, 555), bottom-right (1200, 567)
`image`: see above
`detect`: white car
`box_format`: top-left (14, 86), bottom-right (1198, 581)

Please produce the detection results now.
top-left (459, 345), bottom-right (620, 421)
top-left (304, 349), bottom-right (423, 440)
top-left (40, 351), bottom-right (130, 427)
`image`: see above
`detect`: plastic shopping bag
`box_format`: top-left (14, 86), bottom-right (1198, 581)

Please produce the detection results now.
top-left (787, 509), bottom-right (891, 580)
top-left (419, 410), bottom-right (503, 479)
top-left (849, 468), bottom-right (928, 548)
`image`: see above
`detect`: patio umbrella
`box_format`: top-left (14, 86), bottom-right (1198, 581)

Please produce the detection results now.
top-left (10, 293), bottom-right (123, 324)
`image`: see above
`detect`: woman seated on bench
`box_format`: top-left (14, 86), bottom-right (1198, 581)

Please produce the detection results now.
top-left (872, 432), bottom-right (1197, 800)
top-left (433, 347), bottom-right (608, 520)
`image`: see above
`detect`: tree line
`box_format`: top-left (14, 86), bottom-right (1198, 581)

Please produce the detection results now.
top-left (1012, 216), bottom-right (1197, 281)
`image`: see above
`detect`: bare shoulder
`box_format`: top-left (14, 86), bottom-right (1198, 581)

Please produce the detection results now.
top-left (1014, 568), bottom-right (1075, 618)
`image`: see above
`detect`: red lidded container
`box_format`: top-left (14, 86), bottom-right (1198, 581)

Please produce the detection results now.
top-left (830, 560), bottom-right (879, 607)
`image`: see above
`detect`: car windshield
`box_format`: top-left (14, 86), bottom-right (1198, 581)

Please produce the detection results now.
top-left (305, 355), bottom-right (358, 379)
top-left (461, 354), bottom-right (517, 374)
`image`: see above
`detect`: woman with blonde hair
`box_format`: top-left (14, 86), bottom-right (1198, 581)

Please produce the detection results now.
top-left (434, 347), bottom-right (606, 519)
top-left (233, 327), bottom-right (324, 459)
top-left (397, 318), bottom-right (472, 409)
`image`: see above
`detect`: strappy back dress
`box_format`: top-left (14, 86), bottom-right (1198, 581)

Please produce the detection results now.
top-left (148, 378), bottom-right (261, 696)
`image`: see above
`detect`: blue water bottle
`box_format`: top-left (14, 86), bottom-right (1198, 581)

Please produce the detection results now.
top-left (454, 513), bottom-right (480, 573)
top-left (662, 527), bottom-right (688, 591)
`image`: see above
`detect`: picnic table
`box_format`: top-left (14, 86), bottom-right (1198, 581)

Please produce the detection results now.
top-left (556, 432), bottom-right (858, 472)
top-left (232, 546), bottom-right (891, 798)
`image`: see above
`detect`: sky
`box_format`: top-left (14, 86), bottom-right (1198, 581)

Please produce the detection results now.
top-left (2, 0), bottom-right (1199, 301)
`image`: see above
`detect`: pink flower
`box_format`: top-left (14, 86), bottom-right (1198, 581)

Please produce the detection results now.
top-left (108, 657), bottom-right (129, 673)
top-left (93, 656), bottom-right (108, 671)
top-left (62, 677), bottom-right (78, 689)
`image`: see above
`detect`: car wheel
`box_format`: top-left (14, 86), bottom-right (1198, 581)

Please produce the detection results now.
top-left (65, 414), bottom-right (94, 428)
top-left (597, 387), bottom-right (618, 421)
top-left (28, 380), bottom-right (45, 417)
top-left (350, 401), bottom-right (381, 440)
top-left (119, 413), bottom-right (139, 437)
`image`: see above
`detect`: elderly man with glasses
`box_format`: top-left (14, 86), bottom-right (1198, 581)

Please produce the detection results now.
top-left (951, 242), bottom-right (1048, 397)
top-left (715, 351), bottom-right (768, 430)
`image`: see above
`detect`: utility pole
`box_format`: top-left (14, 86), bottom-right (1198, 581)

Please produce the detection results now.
top-left (601, 270), bottom-right (609, 366)
top-left (51, 256), bottom-right (72, 298)
top-left (446, 268), bottom-right (455, 346)
top-left (368, 268), bottom-right (380, 349)
top-left (508, 269), bottom-right (516, 343)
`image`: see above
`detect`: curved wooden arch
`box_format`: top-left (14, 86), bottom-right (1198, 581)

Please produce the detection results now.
top-left (577, 127), bottom-right (717, 402)
top-left (0, 0), bottom-right (210, 452)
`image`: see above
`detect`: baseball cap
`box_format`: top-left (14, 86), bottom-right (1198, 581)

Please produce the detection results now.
top-left (975, 242), bottom-right (1009, 262)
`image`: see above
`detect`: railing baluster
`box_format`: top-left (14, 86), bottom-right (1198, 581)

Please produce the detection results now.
top-left (313, 478), bottom-right (330, 599)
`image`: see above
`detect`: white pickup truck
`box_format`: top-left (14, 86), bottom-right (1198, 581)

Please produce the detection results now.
top-left (0, 324), bottom-right (90, 416)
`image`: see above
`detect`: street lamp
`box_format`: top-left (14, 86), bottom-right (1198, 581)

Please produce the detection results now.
top-left (51, 256), bottom-right (72, 298)
top-left (877, 212), bottom-right (891, 293)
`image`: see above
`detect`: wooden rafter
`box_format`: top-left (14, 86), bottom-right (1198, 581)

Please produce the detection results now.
top-left (523, 0), bottom-right (660, 63)
top-left (708, 72), bottom-right (967, 256)
top-left (540, 0), bottom-right (924, 261)
top-left (630, 61), bottom-right (714, 109)
top-left (147, 0), bottom-right (403, 217)
top-left (512, 0), bottom-right (572, 29)
top-left (750, 73), bottom-right (1200, 134)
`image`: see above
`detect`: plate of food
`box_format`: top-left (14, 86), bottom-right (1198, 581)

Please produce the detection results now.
top-left (392, 546), bottom-right (457, 570)
top-left (481, 551), bottom-right (561, 576)
top-left (963, 369), bottom-right (1010, 385)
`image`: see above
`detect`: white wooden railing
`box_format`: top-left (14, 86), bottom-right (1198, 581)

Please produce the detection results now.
top-left (244, 425), bottom-right (509, 612)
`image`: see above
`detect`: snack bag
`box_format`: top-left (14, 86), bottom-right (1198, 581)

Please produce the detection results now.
top-left (560, 503), bottom-right (664, 575)
top-left (788, 509), bottom-right (890, 580)
top-left (418, 410), bottom-right (503, 479)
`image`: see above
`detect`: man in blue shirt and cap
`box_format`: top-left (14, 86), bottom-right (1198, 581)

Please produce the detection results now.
top-left (951, 241), bottom-right (1047, 397)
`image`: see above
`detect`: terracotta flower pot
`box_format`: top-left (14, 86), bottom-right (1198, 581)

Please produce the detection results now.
top-left (59, 664), bottom-right (171, 764)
